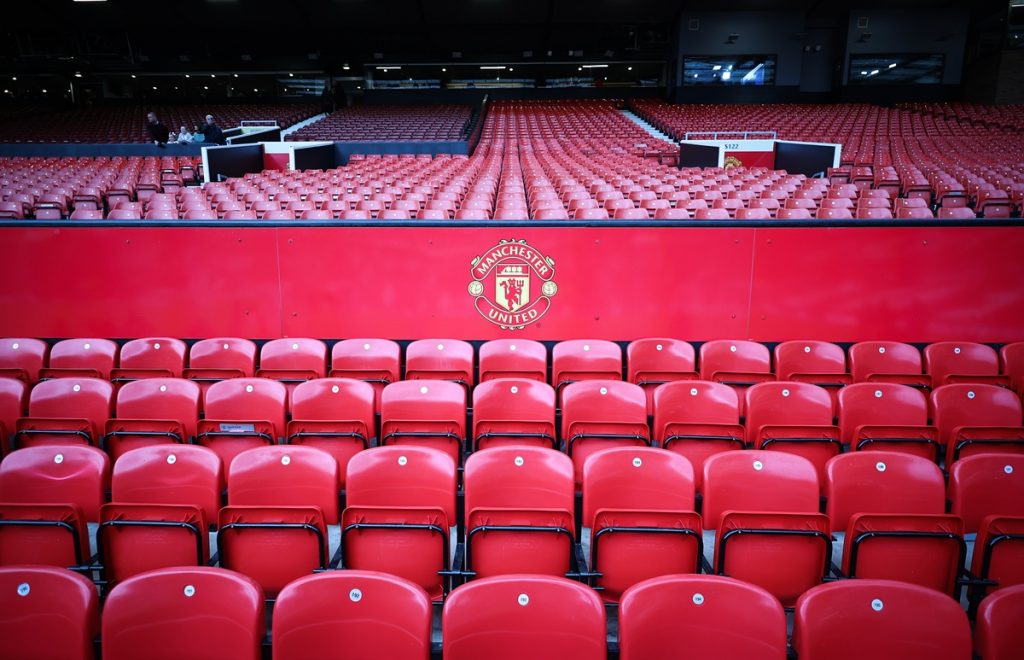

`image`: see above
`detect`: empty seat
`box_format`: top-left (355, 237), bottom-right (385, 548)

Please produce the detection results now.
top-left (103, 378), bottom-right (200, 460)
top-left (112, 337), bottom-right (187, 382)
top-left (183, 337), bottom-right (257, 389)
top-left (745, 381), bottom-right (841, 484)
top-left (101, 444), bottom-right (222, 584)
top-left (972, 516), bottom-right (1024, 600)
top-left (948, 454), bottom-right (1024, 534)
top-left (380, 380), bottom-right (467, 466)
top-left (582, 447), bottom-right (700, 601)
top-left (931, 384), bottom-right (1024, 464)
top-left (286, 378), bottom-right (376, 487)
top-left (561, 380), bottom-right (650, 486)
top-left (256, 337), bottom-right (328, 387)
top-left (463, 446), bottom-right (577, 579)
top-left (443, 575), bottom-right (606, 660)
top-left (472, 378), bottom-right (556, 451)
top-left (220, 445), bottom-right (338, 595)
top-left (342, 445), bottom-right (457, 600)
top-left (826, 452), bottom-right (959, 595)
top-left (404, 339), bottom-right (474, 389)
top-left (618, 574), bottom-right (787, 660)
top-left (975, 584), bottom-right (1024, 660)
top-left (773, 340), bottom-right (850, 409)
top-left (273, 571), bottom-right (432, 659)
top-left (699, 340), bottom-right (773, 414)
top-left (0, 445), bottom-right (109, 567)
top-left (41, 338), bottom-right (118, 380)
top-left (925, 341), bottom-right (1009, 389)
top-left (15, 377), bottom-right (113, 449)
top-left (1000, 342), bottom-right (1024, 398)
top-left (551, 340), bottom-right (622, 397)
top-left (627, 338), bottom-right (697, 415)
top-left (838, 382), bottom-right (938, 461)
top-left (102, 567), bottom-right (265, 660)
top-left (703, 450), bottom-right (828, 606)
top-left (329, 338), bottom-right (401, 412)
top-left (0, 338), bottom-right (48, 383)
top-left (849, 341), bottom-right (930, 389)
top-left (792, 580), bottom-right (971, 660)
top-left (0, 565), bottom-right (99, 660)
top-left (478, 338), bottom-right (547, 382)
top-left (198, 378), bottom-right (286, 468)
top-left (652, 380), bottom-right (743, 491)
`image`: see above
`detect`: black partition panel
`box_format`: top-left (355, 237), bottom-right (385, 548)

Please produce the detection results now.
top-left (679, 143), bottom-right (720, 168)
top-left (204, 144), bottom-right (264, 182)
top-left (773, 141), bottom-right (839, 177)
top-left (293, 144), bottom-right (336, 170)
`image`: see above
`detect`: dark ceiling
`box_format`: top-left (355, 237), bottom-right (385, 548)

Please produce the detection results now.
top-left (0, 0), bottom-right (1008, 75)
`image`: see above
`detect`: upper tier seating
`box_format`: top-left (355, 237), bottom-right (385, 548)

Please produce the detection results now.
top-left (286, 104), bottom-right (473, 141)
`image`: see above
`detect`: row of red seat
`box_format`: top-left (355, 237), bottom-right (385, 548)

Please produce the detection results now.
top-left (285, 104), bottom-right (473, 142)
top-left (2, 442), bottom-right (1021, 605)
top-left (0, 104), bottom-right (321, 143)
top-left (7, 565), bottom-right (1019, 660)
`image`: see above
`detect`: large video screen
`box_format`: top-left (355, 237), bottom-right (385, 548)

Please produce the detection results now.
top-left (848, 54), bottom-right (945, 85)
top-left (682, 56), bottom-right (776, 86)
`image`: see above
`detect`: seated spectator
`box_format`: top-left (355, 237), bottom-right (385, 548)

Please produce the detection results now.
top-left (176, 126), bottom-right (194, 144)
top-left (198, 114), bottom-right (225, 145)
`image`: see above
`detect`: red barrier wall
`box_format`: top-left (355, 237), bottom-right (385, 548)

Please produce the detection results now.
top-left (3, 226), bottom-right (1023, 342)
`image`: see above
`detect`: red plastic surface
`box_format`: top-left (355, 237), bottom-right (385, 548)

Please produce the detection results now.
top-left (0, 565), bottom-right (99, 660)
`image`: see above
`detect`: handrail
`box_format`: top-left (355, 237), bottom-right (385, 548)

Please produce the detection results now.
top-left (684, 131), bottom-right (778, 140)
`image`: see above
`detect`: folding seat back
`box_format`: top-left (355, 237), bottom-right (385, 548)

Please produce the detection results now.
top-left (343, 446), bottom-right (457, 600)
top-left (256, 337), bottom-right (328, 388)
top-left (0, 445), bottom-right (109, 567)
top-left (102, 444), bottom-right (222, 583)
top-left (838, 382), bottom-right (937, 460)
top-left (773, 340), bottom-right (850, 407)
top-left (404, 339), bottom-right (474, 389)
top-left (561, 380), bottom-right (650, 485)
top-left (703, 450), bottom-right (828, 606)
top-left (627, 338), bottom-right (697, 414)
top-left (274, 571), bottom-right (432, 658)
top-left (972, 516), bottom-right (1024, 598)
top-left (618, 575), bottom-right (787, 660)
top-left (112, 337), bottom-right (187, 382)
top-left (849, 341), bottom-right (930, 389)
top-left (582, 447), bottom-right (700, 601)
top-left (653, 381), bottom-right (739, 483)
top-left (0, 566), bottom-right (99, 660)
top-left (0, 378), bottom-right (27, 456)
top-left (826, 452), bottom-right (946, 529)
top-left (329, 338), bottom-right (401, 411)
top-left (792, 580), bottom-right (971, 660)
top-left (183, 337), bottom-right (257, 390)
top-left (551, 340), bottom-right (622, 395)
top-left (0, 337), bottom-right (48, 383)
top-left (744, 381), bottom-right (840, 484)
top-left (472, 378), bottom-right (556, 450)
top-left (931, 384), bottom-right (1024, 463)
top-left (1001, 342), bottom-right (1024, 398)
top-left (17, 377), bottom-right (113, 449)
top-left (463, 446), bottom-right (576, 579)
top-left (380, 380), bottom-right (467, 466)
top-left (698, 340), bottom-right (773, 413)
top-left (41, 338), bottom-right (117, 380)
top-left (102, 567), bottom-right (265, 660)
top-left (949, 454), bottom-right (1024, 533)
top-left (198, 378), bottom-right (286, 468)
top-left (286, 378), bottom-right (376, 486)
top-left (221, 445), bottom-right (338, 595)
top-left (478, 338), bottom-right (547, 382)
top-left (925, 341), bottom-right (1007, 388)
top-left (104, 378), bottom-right (200, 460)
top-left (443, 575), bottom-right (606, 660)
top-left (975, 584), bottom-right (1024, 660)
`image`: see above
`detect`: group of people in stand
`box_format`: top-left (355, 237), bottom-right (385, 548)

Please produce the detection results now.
top-left (146, 112), bottom-right (225, 147)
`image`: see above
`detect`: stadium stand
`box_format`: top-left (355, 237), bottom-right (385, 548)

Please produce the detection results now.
top-left (286, 104), bottom-right (474, 141)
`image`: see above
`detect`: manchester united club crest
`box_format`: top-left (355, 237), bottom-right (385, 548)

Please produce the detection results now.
top-left (468, 239), bottom-right (558, 330)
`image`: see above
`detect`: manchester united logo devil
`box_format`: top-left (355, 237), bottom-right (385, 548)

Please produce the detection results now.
top-left (467, 239), bottom-right (558, 330)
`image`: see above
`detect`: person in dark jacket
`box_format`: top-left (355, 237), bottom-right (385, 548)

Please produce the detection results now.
top-left (146, 112), bottom-right (169, 146)
top-left (198, 114), bottom-right (225, 145)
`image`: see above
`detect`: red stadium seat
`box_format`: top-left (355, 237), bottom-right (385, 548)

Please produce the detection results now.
top-left (112, 337), bottom-right (187, 382)
top-left (478, 338), bottom-right (546, 382)
top-left (472, 378), bottom-right (556, 451)
top-left (41, 337), bottom-right (117, 379)
top-left (256, 337), bottom-right (328, 387)
top-left (948, 454), bottom-right (1024, 534)
top-left (551, 339), bottom-right (622, 396)
top-left (404, 338), bottom-right (474, 389)
top-left (198, 378), bottom-right (286, 467)
top-left (849, 340), bottom-right (930, 389)
top-left (931, 384), bottom-right (1024, 463)
top-left (184, 337), bottom-right (257, 390)
top-left (975, 585), bottom-right (1024, 660)
top-left (16, 377), bottom-right (113, 449)
top-left (0, 566), bottom-right (99, 660)
top-left (380, 380), bottom-right (467, 466)
top-left (924, 341), bottom-right (1009, 389)
top-left (329, 338), bottom-right (401, 412)
top-left (0, 378), bottom-right (27, 456)
top-left (699, 339), bottom-right (773, 414)
top-left (561, 380), bottom-right (649, 485)
top-left (0, 338), bottom-right (48, 383)
top-left (837, 382), bottom-right (938, 461)
top-left (102, 567), bottom-right (265, 660)
top-left (103, 377), bottom-right (200, 460)
top-left (627, 338), bottom-right (697, 415)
